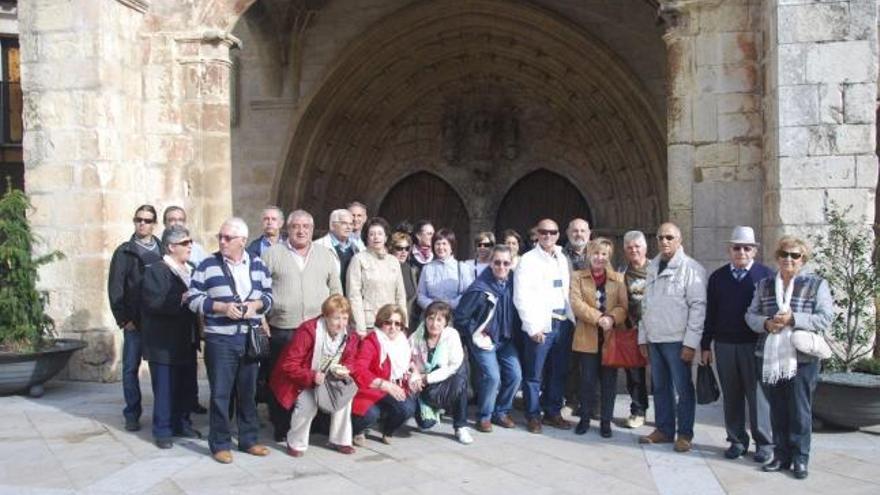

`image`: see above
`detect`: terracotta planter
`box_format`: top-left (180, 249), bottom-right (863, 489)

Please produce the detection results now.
top-left (0, 339), bottom-right (87, 397)
top-left (813, 372), bottom-right (880, 429)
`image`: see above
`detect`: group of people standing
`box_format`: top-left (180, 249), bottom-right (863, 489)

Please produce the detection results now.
top-left (108, 201), bottom-right (832, 480)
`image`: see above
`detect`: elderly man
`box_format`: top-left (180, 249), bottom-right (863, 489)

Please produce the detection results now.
top-left (563, 218), bottom-right (591, 271)
top-left (514, 218), bottom-right (575, 433)
top-left (246, 206), bottom-right (285, 258)
top-left (347, 201), bottom-right (368, 251)
top-left (108, 204), bottom-right (163, 432)
top-left (702, 226), bottom-right (774, 463)
top-left (619, 230), bottom-right (651, 428)
top-left (262, 210), bottom-right (343, 441)
top-left (638, 222), bottom-right (706, 452)
top-left (187, 217), bottom-right (273, 464)
top-left (315, 209), bottom-right (361, 291)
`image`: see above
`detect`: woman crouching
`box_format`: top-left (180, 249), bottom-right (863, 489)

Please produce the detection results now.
top-left (269, 294), bottom-right (360, 457)
top-left (409, 301), bottom-right (473, 444)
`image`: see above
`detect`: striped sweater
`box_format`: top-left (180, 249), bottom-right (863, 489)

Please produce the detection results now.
top-left (186, 252), bottom-right (274, 336)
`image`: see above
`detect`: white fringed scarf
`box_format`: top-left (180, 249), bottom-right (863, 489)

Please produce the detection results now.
top-left (762, 273), bottom-right (798, 384)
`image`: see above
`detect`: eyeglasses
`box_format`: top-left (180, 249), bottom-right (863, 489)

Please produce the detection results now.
top-left (476, 242), bottom-right (494, 248)
top-left (537, 229), bottom-right (559, 236)
top-left (777, 250), bottom-right (803, 260)
top-left (133, 217), bottom-right (155, 224)
top-left (656, 234), bottom-right (677, 242)
top-left (173, 239), bottom-right (193, 247)
top-left (732, 245), bottom-right (754, 252)
top-left (217, 234), bottom-right (242, 243)
top-left (492, 260), bottom-right (512, 267)
top-left (382, 320), bottom-right (404, 328)
top-left (392, 245), bottom-right (410, 252)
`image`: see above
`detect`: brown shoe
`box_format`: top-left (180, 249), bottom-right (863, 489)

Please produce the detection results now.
top-left (527, 417), bottom-right (543, 434)
top-left (286, 446), bottom-right (304, 458)
top-left (542, 415), bottom-right (573, 430)
top-left (674, 435), bottom-right (693, 452)
top-left (212, 450), bottom-right (233, 464)
top-left (335, 445), bottom-right (355, 455)
top-left (638, 429), bottom-right (673, 444)
top-left (475, 420), bottom-right (493, 433)
top-left (493, 415), bottom-right (516, 429)
top-left (244, 444), bottom-right (269, 456)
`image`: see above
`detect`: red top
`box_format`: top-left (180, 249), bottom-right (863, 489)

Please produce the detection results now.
top-left (269, 316), bottom-right (360, 411)
top-left (350, 331), bottom-right (395, 416)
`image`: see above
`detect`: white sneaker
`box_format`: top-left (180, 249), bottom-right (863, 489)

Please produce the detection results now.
top-left (625, 415), bottom-right (645, 429)
top-left (455, 427), bottom-right (474, 445)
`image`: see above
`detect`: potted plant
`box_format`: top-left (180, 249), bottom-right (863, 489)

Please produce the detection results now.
top-left (809, 203), bottom-right (880, 429)
top-left (0, 179), bottom-right (86, 397)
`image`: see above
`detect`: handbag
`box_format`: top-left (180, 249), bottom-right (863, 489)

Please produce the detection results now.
top-left (245, 322), bottom-right (270, 361)
top-left (601, 327), bottom-right (647, 368)
top-left (790, 330), bottom-right (833, 359)
top-left (696, 364), bottom-right (720, 405)
top-left (315, 334), bottom-right (358, 413)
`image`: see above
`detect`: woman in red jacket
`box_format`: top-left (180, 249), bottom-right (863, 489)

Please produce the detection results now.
top-left (269, 295), bottom-right (360, 457)
top-left (350, 304), bottom-right (417, 445)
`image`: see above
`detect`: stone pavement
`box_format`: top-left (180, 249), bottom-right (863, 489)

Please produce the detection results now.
top-left (1, 380), bottom-right (878, 495)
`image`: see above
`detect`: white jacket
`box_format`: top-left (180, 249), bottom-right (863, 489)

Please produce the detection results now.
top-left (638, 246), bottom-right (707, 349)
top-left (513, 245), bottom-right (574, 336)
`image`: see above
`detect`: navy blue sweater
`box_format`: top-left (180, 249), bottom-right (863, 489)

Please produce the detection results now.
top-left (701, 262), bottom-right (773, 350)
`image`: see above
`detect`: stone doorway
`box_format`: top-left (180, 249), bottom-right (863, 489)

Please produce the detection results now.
top-left (495, 169), bottom-right (591, 240)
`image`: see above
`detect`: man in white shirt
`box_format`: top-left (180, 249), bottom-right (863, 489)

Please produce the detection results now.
top-left (513, 218), bottom-right (576, 434)
top-left (314, 209), bottom-right (360, 291)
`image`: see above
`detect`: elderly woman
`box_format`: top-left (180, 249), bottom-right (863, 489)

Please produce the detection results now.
top-left (417, 228), bottom-right (474, 311)
top-left (746, 236), bottom-right (833, 480)
top-left (140, 225), bottom-right (201, 449)
top-left (501, 229), bottom-right (523, 270)
top-left (269, 295), bottom-right (360, 457)
top-left (391, 231), bottom-right (419, 331)
top-left (455, 245), bottom-right (522, 433)
top-left (465, 231), bottom-right (496, 277)
top-left (347, 217), bottom-right (407, 335)
top-left (570, 238), bottom-right (628, 438)
top-left (409, 301), bottom-right (473, 444)
top-left (351, 304), bottom-right (417, 445)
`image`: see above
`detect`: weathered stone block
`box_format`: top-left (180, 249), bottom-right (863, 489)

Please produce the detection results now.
top-left (695, 142), bottom-right (739, 169)
top-left (718, 112), bottom-right (760, 141)
top-left (806, 41), bottom-right (874, 83)
top-left (855, 154), bottom-right (879, 188)
top-left (778, 156), bottom-right (855, 188)
top-left (833, 124), bottom-right (874, 154)
top-left (693, 95), bottom-right (718, 142)
top-left (668, 144), bottom-right (694, 211)
top-left (779, 85), bottom-right (818, 126)
top-left (817, 83), bottom-right (843, 124)
top-left (717, 94), bottom-right (758, 114)
top-left (693, 180), bottom-right (762, 228)
top-left (843, 83), bottom-right (875, 123)
top-left (778, 3), bottom-right (849, 44)
top-left (825, 187), bottom-right (875, 223)
top-left (778, 43), bottom-right (807, 85)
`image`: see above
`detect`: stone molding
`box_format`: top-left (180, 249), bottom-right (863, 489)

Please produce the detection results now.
top-left (115, 0), bottom-right (150, 14)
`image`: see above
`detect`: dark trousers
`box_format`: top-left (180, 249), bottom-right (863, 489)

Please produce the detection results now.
top-left (522, 319), bottom-right (573, 419)
top-left (204, 333), bottom-right (259, 453)
top-left (762, 360), bottom-right (819, 465)
top-left (182, 359), bottom-right (199, 411)
top-left (148, 361), bottom-right (193, 439)
top-left (122, 329), bottom-right (143, 422)
top-left (714, 342), bottom-right (772, 451)
top-left (415, 365), bottom-right (470, 429)
top-left (266, 327), bottom-right (295, 437)
top-left (576, 351), bottom-right (617, 422)
top-left (624, 366), bottom-right (649, 416)
top-left (352, 394), bottom-right (418, 436)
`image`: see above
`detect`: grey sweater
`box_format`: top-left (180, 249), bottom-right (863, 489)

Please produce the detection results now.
top-left (261, 243), bottom-right (342, 329)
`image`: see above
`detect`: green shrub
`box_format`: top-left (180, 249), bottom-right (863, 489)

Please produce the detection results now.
top-left (853, 357), bottom-right (880, 376)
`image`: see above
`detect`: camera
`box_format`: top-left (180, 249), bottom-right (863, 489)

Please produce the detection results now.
top-left (238, 304), bottom-right (248, 315)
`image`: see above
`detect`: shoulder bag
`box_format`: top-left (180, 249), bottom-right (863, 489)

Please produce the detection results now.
top-left (315, 334), bottom-right (359, 413)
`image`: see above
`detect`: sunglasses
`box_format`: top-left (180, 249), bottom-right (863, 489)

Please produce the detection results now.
top-left (777, 250), bottom-right (803, 260)
top-left (217, 234), bottom-right (242, 243)
top-left (537, 229), bottom-right (559, 236)
top-left (391, 245), bottom-right (410, 252)
top-left (133, 217), bottom-right (155, 224)
top-left (173, 239), bottom-right (193, 247)
top-left (476, 242), bottom-right (494, 248)
top-left (732, 245), bottom-right (754, 252)
top-left (656, 234), bottom-right (676, 242)
top-left (492, 260), bottom-right (512, 267)
top-left (382, 320), bottom-right (404, 328)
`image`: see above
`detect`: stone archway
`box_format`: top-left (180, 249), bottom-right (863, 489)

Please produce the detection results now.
top-left (495, 169), bottom-right (591, 240)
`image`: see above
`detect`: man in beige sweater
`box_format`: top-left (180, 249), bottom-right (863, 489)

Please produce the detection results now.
top-left (260, 209), bottom-right (343, 441)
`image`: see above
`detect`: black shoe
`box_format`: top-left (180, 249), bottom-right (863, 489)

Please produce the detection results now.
top-left (192, 403), bottom-right (208, 414)
top-left (792, 462), bottom-right (808, 480)
top-left (600, 421), bottom-right (612, 438)
top-left (575, 419), bottom-right (590, 435)
top-left (762, 459), bottom-right (790, 472)
top-left (724, 443), bottom-right (747, 459)
top-left (174, 426), bottom-right (202, 439)
top-left (753, 449), bottom-right (773, 464)
top-left (124, 419), bottom-right (141, 432)
top-left (155, 438), bottom-right (173, 449)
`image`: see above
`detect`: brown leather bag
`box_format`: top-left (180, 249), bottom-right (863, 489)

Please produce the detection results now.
top-left (601, 327), bottom-right (647, 368)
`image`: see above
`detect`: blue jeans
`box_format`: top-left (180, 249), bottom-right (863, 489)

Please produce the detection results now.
top-left (471, 339), bottom-right (522, 422)
top-left (351, 394), bottom-right (417, 436)
top-left (762, 360), bottom-right (818, 465)
top-left (522, 319), bottom-right (573, 419)
top-left (122, 329), bottom-right (143, 422)
top-left (149, 361), bottom-right (193, 439)
top-left (649, 342), bottom-right (696, 438)
top-left (204, 333), bottom-right (259, 453)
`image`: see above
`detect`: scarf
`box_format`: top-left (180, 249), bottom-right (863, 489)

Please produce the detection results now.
top-left (464, 268), bottom-right (517, 342)
top-left (311, 318), bottom-right (346, 372)
top-left (163, 254), bottom-right (192, 287)
top-left (762, 273), bottom-right (798, 384)
top-left (410, 322), bottom-right (451, 422)
top-left (375, 329), bottom-right (411, 380)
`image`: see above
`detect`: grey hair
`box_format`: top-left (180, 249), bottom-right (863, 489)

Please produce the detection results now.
top-left (328, 208), bottom-right (352, 227)
top-left (262, 205), bottom-right (284, 218)
top-left (286, 209), bottom-right (314, 226)
top-left (491, 245), bottom-right (512, 257)
top-left (162, 225), bottom-right (190, 253)
top-left (623, 230), bottom-right (647, 246)
top-left (222, 217), bottom-right (249, 238)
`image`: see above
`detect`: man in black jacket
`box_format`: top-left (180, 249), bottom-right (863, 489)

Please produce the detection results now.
top-left (108, 205), bottom-right (163, 431)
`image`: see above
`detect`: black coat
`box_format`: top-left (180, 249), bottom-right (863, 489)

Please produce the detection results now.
top-left (141, 261), bottom-right (197, 365)
top-left (107, 236), bottom-right (163, 328)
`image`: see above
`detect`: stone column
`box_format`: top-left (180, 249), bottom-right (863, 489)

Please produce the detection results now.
top-left (763, 0), bottom-right (878, 257)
